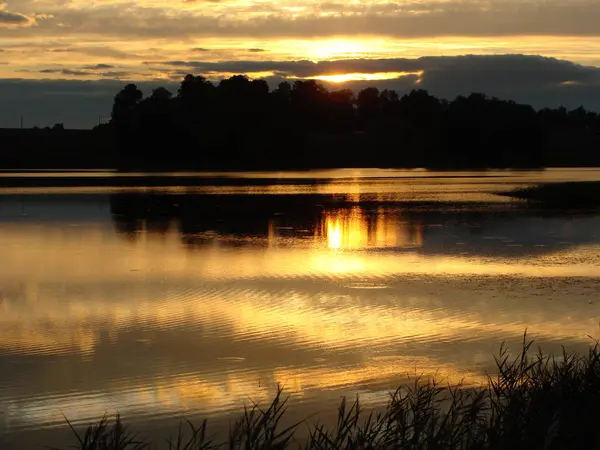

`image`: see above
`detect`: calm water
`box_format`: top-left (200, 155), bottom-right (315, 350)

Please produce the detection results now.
top-left (2, 168), bottom-right (600, 448)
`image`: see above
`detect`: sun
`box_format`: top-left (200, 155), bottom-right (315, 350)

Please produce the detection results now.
top-left (309, 39), bottom-right (369, 60)
top-left (310, 71), bottom-right (423, 83)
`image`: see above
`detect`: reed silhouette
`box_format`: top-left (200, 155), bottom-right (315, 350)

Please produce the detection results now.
top-left (53, 334), bottom-right (600, 450)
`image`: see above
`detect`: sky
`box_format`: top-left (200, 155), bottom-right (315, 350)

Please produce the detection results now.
top-left (2, 0), bottom-right (600, 127)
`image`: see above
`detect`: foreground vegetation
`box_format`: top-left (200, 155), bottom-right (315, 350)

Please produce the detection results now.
top-left (55, 335), bottom-right (600, 450)
top-left (504, 181), bottom-right (600, 206)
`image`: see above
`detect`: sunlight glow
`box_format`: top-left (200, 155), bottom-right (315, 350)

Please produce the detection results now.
top-left (309, 40), bottom-right (371, 60)
top-left (327, 219), bottom-right (343, 249)
top-left (320, 207), bottom-right (423, 251)
top-left (307, 71), bottom-right (423, 83)
top-left (6, 35), bottom-right (600, 82)
top-left (212, 71), bottom-right (277, 80)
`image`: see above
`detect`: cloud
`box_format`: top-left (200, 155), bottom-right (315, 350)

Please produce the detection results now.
top-left (160, 55), bottom-right (600, 87)
top-left (39, 68), bottom-right (94, 76)
top-left (247, 48), bottom-right (267, 53)
top-left (39, 66), bottom-right (132, 77)
top-left (3, 0), bottom-right (600, 39)
top-left (0, 3), bottom-right (35, 26)
top-left (46, 46), bottom-right (134, 59)
top-left (99, 71), bottom-right (140, 78)
top-left (191, 48), bottom-right (210, 52)
top-left (162, 59), bottom-right (324, 76)
top-left (82, 63), bottom-right (115, 70)
top-left (4, 54), bottom-right (600, 128)
top-left (62, 69), bottom-right (94, 76)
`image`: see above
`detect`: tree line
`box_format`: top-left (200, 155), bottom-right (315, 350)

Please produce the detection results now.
top-left (101, 74), bottom-right (600, 170)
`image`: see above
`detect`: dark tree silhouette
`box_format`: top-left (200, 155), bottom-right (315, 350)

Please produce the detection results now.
top-left (111, 83), bottom-right (144, 169)
top-left (356, 87), bottom-right (380, 128)
top-left (101, 74), bottom-right (600, 171)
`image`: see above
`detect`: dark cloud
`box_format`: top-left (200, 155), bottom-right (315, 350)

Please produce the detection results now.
top-left (40, 66), bottom-right (128, 76)
top-left (161, 55), bottom-right (600, 86)
top-left (247, 48), bottom-right (267, 53)
top-left (0, 8), bottom-right (34, 26)
top-left (191, 48), bottom-right (210, 52)
top-left (47, 46), bottom-right (133, 59)
top-left (62, 69), bottom-right (94, 76)
top-left (5, 54), bottom-right (600, 129)
top-left (163, 59), bottom-right (326, 76)
top-left (39, 68), bottom-right (93, 76)
top-left (82, 64), bottom-right (115, 70)
top-left (99, 71), bottom-right (139, 78)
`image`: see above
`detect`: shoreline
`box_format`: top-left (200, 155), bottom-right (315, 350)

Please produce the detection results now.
top-left (502, 180), bottom-right (600, 206)
top-left (0, 167), bottom-right (595, 189)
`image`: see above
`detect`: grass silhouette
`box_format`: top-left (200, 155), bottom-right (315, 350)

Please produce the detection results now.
top-left (53, 333), bottom-right (600, 450)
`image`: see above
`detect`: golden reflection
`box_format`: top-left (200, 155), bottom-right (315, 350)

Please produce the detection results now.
top-left (3, 284), bottom-right (596, 360)
top-left (3, 196), bottom-right (600, 432)
top-left (316, 207), bottom-right (423, 250)
top-left (4, 357), bottom-right (490, 429)
top-left (273, 360), bottom-right (488, 393)
top-left (1, 276), bottom-right (598, 428)
top-left (3, 219), bottom-right (600, 283)
top-left (327, 219), bottom-right (342, 249)
top-left (2, 356), bottom-right (488, 430)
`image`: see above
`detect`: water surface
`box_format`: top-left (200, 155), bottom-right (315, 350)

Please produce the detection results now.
top-left (2, 168), bottom-right (600, 449)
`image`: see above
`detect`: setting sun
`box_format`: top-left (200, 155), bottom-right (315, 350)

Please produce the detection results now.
top-left (308, 40), bottom-right (371, 60)
top-left (308, 71), bottom-right (424, 83)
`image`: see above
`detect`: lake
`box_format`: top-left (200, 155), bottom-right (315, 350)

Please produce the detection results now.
top-left (2, 168), bottom-right (600, 449)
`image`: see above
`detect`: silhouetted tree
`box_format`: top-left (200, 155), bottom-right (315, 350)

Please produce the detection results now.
top-left (175, 74), bottom-right (216, 155)
top-left (379, 89), bottom-right (400, 116)
top-left (111, 84), bottom-right (143, 128)
top-left (291, 80), bottom-right (330, 131)
top-left (356, 87), bottom-right (380, 129)
top-left (104, 74), bottom-right (600, 171)
top-left (111, 83), bottom-right (143, 170)
top-left (327, 89), bottom-right (355, 132)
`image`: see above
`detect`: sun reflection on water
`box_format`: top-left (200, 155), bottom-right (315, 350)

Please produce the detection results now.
top-left (318, 207), bottom-right (423, 250)
top-left (2, 188), bottom-right (600, 438)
